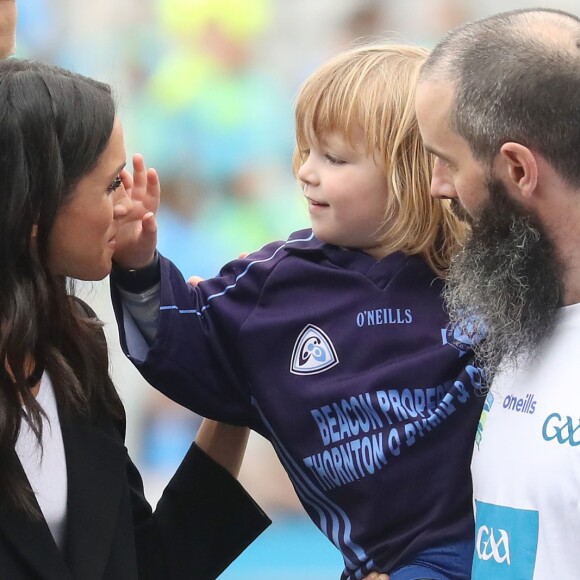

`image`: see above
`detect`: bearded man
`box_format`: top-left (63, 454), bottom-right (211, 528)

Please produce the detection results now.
top-left (415, 8), bottom-right (580, 579)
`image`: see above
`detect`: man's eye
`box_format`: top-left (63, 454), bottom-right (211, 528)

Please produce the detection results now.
top-left (107, 175), bottom-right (122, 192)
top-left (436, 157), bottom-right (452, 170)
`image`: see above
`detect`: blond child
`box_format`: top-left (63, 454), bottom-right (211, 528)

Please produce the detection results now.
top-left (112, 44), bottom-right (485, 579)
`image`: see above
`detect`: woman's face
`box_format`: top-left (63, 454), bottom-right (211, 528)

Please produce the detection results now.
top-left (0, 0), bottom-right (16, 59)
top-left (48, 118), bottom-right (129, 281)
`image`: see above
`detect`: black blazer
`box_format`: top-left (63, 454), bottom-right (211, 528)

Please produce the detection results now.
top-left (0, 405), bottom-right (270, 580)
top-left (0, 303), bottom-right (270, 580)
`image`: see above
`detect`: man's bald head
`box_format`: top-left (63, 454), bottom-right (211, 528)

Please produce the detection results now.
top-left (420, 8), bottom-right (580, 186)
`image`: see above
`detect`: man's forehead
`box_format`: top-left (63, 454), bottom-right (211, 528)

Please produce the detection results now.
top-left (415, 80), bottom-right (456, 144)
top-left (415, 80), bottom-right (455, 116)
top-left (415, 81), bottom-right (477, 166)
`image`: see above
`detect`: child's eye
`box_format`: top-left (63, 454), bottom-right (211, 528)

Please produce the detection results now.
top-left (107, 175), bottom-right (123, 193)
top-left (325, 154), bottom-right (345, 165)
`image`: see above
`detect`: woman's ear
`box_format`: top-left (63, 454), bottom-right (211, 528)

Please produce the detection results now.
top-left (31, 224), bottom-right (38, 238)
top-left (499, 142), bottom-right (538, 200)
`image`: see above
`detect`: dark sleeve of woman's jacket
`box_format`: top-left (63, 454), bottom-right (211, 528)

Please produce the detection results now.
top-left (129, 439), bottom-right (271, 580)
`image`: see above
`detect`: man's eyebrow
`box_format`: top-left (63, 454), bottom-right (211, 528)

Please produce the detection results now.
top-left (424, 145), bottom-right (451, 163)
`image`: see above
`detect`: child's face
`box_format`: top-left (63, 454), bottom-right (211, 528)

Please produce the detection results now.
top-left (297, 130), bottom-right (389, 259)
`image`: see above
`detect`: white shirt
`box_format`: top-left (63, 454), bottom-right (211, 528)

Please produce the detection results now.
top-left (15, 373), bottom-right (68, 549)
top-left (471, 303), bottom-right (580, 579)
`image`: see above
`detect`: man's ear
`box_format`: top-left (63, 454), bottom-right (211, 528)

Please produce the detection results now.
top-left (499, 142), bottom-right (538, 200)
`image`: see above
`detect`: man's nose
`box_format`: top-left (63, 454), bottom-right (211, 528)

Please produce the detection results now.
top-left (430, 158), bottom-right (457, 200)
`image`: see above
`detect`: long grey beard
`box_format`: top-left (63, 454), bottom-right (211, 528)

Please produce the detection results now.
top-left (443, 181), bottom-right (564, 381)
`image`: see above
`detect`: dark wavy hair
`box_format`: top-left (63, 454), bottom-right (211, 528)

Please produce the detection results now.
top-left (0, 59), bottom-right (123, 517)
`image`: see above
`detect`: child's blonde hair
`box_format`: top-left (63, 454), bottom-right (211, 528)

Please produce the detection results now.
top-left (293, 43), bottom-right (466, 276)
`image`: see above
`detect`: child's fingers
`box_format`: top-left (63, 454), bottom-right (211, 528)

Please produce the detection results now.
top-left (142, 212), bottom-right (158, 234)
top-left (120, 168), bottom-right (133, 197)
top-left (132, 153), bottom-right (147, 192)
top-left (146, 167), bottom-right (161, 202)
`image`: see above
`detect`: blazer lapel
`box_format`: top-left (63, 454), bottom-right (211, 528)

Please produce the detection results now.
top-left (61, 412), bottom-right (127, 580)
top-left (0, 454), bottom-right (73, 580)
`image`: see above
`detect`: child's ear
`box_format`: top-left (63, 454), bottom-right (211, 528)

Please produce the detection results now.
top-left (498, 142), bottom-right (538, 200)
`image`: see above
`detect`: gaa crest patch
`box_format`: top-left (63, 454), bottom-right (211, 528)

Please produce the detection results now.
top-left (442, 315), bottom-right (487, 356)
top-left (290, 324), bottom-right (339, 375)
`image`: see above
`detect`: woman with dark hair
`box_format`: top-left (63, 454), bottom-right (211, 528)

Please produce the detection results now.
top-left (0, 57), bottom-right (270, 580)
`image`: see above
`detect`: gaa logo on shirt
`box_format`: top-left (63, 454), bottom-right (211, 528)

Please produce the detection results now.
top-left (476, 525), bottom-right (510, 564)
top-left (472, 501), bottom-right (538, 579)
top-left (290, 324), bottom-right (339, 375)
top-left (542, 412), bottom-right (580, 446)
top-left (441, 315), bottom-right (486, 355)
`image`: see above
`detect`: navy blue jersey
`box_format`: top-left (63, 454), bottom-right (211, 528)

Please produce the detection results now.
top-left (112, 229), bottom-right (485, 579)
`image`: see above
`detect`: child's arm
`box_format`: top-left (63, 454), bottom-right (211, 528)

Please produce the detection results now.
top-left (110, 165), bottom-right (288, 424)
top-left (194, 419), bottom-right (250, 477)
top-left (186, 273), bottom-right (250, 477)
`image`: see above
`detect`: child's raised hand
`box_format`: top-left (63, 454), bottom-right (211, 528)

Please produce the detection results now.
top-left (113, 153), bottom-right (160, 269)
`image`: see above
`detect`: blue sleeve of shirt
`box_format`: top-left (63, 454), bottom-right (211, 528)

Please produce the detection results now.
top-left (111, 242), bottom-right (287, 429)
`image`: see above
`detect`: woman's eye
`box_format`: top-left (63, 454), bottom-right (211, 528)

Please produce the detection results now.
top-left (107, 175), bottom-right (123, 193)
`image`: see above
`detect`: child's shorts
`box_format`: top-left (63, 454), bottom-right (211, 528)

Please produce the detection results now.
top-left (389, 538), bottom-right (474, 580)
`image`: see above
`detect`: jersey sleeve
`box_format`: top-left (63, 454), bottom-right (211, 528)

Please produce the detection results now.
top-left (111, 243), bottom-right (286, 427)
